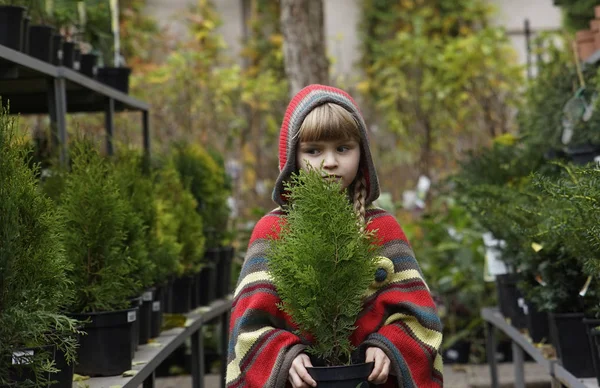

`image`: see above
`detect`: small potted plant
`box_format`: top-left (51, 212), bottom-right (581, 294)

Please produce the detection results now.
top-left (0, 0), bottom-right (29, 51)
top-left (0, 105), bottom-right (79, 387)
top-left (57, 139), bottom-right (139, 377)
top-left (268, 168), bottom-right (379, 386)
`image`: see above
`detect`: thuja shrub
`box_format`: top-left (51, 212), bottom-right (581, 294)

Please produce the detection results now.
top-left (154, 162), bottom-right (205, 276)
top-left (59, 139), bottom-right (136, 313)
top-left (268, 169), bottom-right (379, 366)
top-left (172, 143), bottom-right (229, 249)
top-left (0, 106), bottom-right (78, 387)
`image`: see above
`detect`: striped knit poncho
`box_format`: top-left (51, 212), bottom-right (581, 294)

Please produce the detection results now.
top-left (226, 85), bottom-right (443, 387)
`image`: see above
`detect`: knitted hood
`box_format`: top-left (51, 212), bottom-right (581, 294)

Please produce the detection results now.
top-left (272, 84), bottom-right (380, 207)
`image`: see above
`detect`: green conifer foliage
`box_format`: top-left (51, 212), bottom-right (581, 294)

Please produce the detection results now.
top-left (0, 106), bottom-right (77, 386)
top-left (172, 143), bottom-right (230, 249)
top-left (154, 162), bottom-right (205, 276)
top-left (59, 140), bottom-right (136, 313)
top-left (268, 169), bottom-right (379, 366)
top-left (113, 150), bottom-right (155, 293)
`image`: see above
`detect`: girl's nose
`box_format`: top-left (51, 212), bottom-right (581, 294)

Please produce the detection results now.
top-left (323, 152), bottom-right (338, 169)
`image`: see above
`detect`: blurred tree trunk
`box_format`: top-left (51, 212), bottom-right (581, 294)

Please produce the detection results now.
top-left (280, 0), bottom-right (329, 98)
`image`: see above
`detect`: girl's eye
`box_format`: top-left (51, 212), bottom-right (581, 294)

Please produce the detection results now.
top-left (303, 148), bottom-right (319, 155)
top-left (337, 146), bottom-right (350, 152)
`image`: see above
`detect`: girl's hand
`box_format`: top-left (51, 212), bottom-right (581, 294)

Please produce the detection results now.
top-left (288, 353), bottom-right (317, 388)
top-left (366, 346), bottom-right (390, 385)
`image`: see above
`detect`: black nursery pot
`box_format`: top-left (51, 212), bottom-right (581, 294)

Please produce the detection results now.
top-left (139, 288), bottom-right (155, 345)
top-left (525, 300), bottom-right (550, 344)
top-left (443, 340), bottom-right (471, 364)
top-left (199, 249), bottom-right (219, 305)
top-left (150, 285), bottom-right (164, 338)
top-left (564, 144), bottom-right (600, 166)
top-left (28, 25), bottom-right (55, 62)
top-left (2, 345), bottom-right (55, 387)
top-left (97, 66), bottom-right (132, 93)
top-left (129, 297), bottom-right (142, 358)
top-left (583, 318), bottom-right (600, 385)
top-left (71, 308), bottom-right (136, 377)
top-left (51, 343), bottom-right (75, 388)
top-left (549, 312), bottom-right (595, 378)
top-left (79, 53), bottom-right (98, 78)
top-left (170, 275), bottom-right (193, 313)
top-left (495, 274), bottom-right (527, 329)
top-left (0, 6), bottom-right (25, 51)
top-left (217, 246), bottom-right (234, 298)
top-left (21, 16), bottom-right (30, 53)
top-left (52, 34), bottom-right (63, 66)
top-left (306, 362), bottom-right (375, 388)
top-left (62, 42), bottom-right (75, 68)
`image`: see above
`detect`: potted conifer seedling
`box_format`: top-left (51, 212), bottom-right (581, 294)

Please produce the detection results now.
top-left (268, 168), bottom-right (379, 387)
top-left (57, 139), bottom-right (139, 377)
top-left (0, 105), bottom-right (79, 388)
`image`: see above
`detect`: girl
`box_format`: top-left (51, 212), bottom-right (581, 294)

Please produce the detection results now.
top-left (226, 85), bottom-right (443, 388)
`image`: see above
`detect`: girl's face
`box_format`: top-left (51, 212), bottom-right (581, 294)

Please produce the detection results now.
top-left (296, 138), bottom-right (361, 190)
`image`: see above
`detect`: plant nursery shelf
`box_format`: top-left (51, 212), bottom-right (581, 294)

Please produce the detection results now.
top-left (482, 307), bottom-right (598, 388)
top-left (77, 298), bottom-right (232, 388)
top-left (0, 43), bottom-right (150, 166)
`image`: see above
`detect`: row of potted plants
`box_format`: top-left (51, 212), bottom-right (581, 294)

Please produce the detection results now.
top-left (0, 104), bottom-right (234, 386)
top-left (0, 1), bottom-right (131, 93)
top-left (453, 32), bottom-right (600, 380)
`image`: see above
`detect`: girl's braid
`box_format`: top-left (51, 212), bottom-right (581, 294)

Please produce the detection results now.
top-left (353, 173), bottom-right (367, 231)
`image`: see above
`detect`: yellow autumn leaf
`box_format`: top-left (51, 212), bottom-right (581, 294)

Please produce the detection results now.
top-left (73, 374), bottom-right (90, 381)
top-left (494, 133), bottom-right (518, 146)
top-left (531, 242), bottom-right (543, 252)
top-left (122, 370), bottom-right (137, 377)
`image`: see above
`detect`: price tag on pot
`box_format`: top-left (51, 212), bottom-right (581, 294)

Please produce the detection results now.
top-left (128, 310), bottom-right (137, 323)
top-left (12, 350), bottom-right (34, 365)
top-left (143, 291), bottom-right (153, 302)
top-left (152, 301), bottom-right (161, 312)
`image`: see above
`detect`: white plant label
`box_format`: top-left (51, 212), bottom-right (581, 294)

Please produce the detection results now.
top-left (152, 301), bottom-right (161, 312)
top-left (483, 232), bottom-right (508, 280)
top-left (12, 350), bottom-right (34, 365)
top-left (143, 291), bottom-right (153, 302)
top-left (128, 310), bottom-right (137, 323)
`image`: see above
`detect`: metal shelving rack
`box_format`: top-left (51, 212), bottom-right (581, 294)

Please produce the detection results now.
top-left (482, 307), bottom-right (599, 388)
top-left (0, 44), bottom-right (150, 165)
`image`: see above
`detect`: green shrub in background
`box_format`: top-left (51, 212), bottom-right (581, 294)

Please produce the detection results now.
top-left (0, 106), bottom-right (78, 387)
top-left (406, 195), bottom-right (494, 363)
top-left (172, 143), bottom-right (230, 249)
top-left (59, 139), bottom-right (136, 313)
top-left (154, 161), bottom-right (205, 276)
top-left (553, 0), bottom-right (600, 32)
top-left (113, 150), bottom-right (155, 294)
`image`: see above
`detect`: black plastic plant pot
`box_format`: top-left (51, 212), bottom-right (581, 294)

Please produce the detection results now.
top-left (28, 25), bottom-right (55, 63)
top-left (170, 275), bottom-right (193, 313)
top-left (0, 6), bottom-right (25, 51)
top-left (525, 301), bottom-right (549, 344)
top-left (21, 16), bottom-right (30, 53)
top-left (218, 246), bottom-right (234, 298)
top-left (79, 53), bottom-right (98, 78)
top-left (52, 34), bottom-right (63, 66)
top-left (592, 329), bottom-right (600, 385)
top-left (73, 47), bottom-right (81, 71)
top-left (71, 308), bottom-right (136, 377)
top-left (150, 285), bottom-right (164, 338)
top-left (61, 42), bottom-right (75, 68)
top-left (565, 144), bottom-right (600, 166)
top-left (549, 312), bottom-right (595, 378)
top-left (583, 318), bottom-right (600, 385)
top-left (50, 344), bottom-right (75, 388)
top-left (139, 288), bottom-right (155, 345)
top-left (198, 254), bottom-right (218, 306)
top-left (443, 340), bottom-right (471, 364)
top-left (162, 277), bottom-right (174, 314)
top-left (306, 362), bottom-right (375, 388)
top-left (191, 272), bottom-right (200, 309)
top-left (97, 66), bottom-right (132, 93)
top-left (129, 297), bottom-right (141, 358)
top-left (495, 274), bottom-right (527, 329)
top-left (2, 345), bottom-right (55, 387)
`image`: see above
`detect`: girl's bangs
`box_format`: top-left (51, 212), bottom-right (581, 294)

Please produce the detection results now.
top-left (298, 103), bottom-right (361, 143)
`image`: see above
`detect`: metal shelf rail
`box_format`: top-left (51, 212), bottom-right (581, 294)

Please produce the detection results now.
top-left (76, 298), bottom-right (232, 388)
top-left (482, 307), bottom-right (599, 388)
top-left (0, 44), bottom-right (150, 166)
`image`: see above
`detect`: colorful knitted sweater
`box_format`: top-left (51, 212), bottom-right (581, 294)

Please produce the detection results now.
top-left (226, 85), bottom-right (443, 387)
